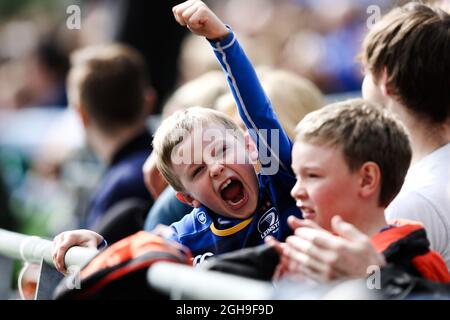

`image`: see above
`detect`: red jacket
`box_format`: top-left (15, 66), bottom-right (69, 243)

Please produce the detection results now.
top-left (372, 221), bottom-right (450, 283)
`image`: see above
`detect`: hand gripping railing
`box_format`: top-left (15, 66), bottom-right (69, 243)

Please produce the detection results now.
top-left (0, 228), bottom-right (98, 300)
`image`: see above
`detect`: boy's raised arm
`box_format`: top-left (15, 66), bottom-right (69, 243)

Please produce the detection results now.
top-left (172, 0), bottom-right (293, 174)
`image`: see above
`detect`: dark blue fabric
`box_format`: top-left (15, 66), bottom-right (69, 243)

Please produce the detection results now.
top-left (85, 130), bottom-right (153, 228)
top-left (97, 239), bottom-right (108, 250)
top-left (144, 186), bottom-right (191, 231)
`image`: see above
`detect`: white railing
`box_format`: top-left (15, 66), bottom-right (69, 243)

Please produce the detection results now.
top-left (147, 262), bottom-right (274, 300)
top-left (0, 228), bottom-right (98, 300)
top-left (0, 227), bottom-right (275, 300)
top-left (0, 228), bottom-right (98, 268)
top-left (1, 228), bottom-right (374, 300)
top-left (146, 262), bottom-right (375, 300)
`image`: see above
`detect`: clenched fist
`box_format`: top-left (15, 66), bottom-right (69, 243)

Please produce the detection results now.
top-left (173, 0), bottom-right (229, 40)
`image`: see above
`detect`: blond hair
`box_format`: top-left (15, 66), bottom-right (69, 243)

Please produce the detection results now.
top-left (153, 107), bottom-right (244, 191)
top-left (215, 67), bottom-right (323, 140)
top-left (162, 70), bottom-right (228, 119)
top-left (295, 99), bottom-right (412, 207)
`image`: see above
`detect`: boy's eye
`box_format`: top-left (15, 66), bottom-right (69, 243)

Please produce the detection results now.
top-left (217, 145), bottom-right (227, 155)
top-left (221, 145), bottom-right (228, 154)
top-left (212, 145), bottom-right (228, 161)
top-left (192, 165), bottom-right (204, 178)
top-left (301, 172), bottom-right (320, 179)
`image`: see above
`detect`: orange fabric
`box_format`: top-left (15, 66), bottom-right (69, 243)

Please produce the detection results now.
top-left (412, 252), bottom-right (450, 283)
top-left (371, 224), bottom-right (422, 253)
top-left (83, 258), bottom-right (181, 298)
top-left (371, 224), bottom-right (450, 283)
top-left (81, 231), bottom-right (192, 279)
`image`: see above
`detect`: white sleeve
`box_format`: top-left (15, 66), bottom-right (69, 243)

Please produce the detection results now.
top-left (386, 190), bottom-right (450, 262)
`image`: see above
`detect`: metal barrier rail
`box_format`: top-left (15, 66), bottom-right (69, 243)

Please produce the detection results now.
top-left (146, 262), bottom-right (375, 300)
top-left (0, 228), bottom-right (98, 269)
top-left (0, 228), bottom-right (274, 300)
top-left (1, 228), bottom-right (373, 300)
top-left (0, 228), bottom-right (98, 300)
top-left (147, 262), bottom-right (274, 300)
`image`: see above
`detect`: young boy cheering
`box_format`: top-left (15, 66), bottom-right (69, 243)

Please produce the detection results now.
top-left (52, 0), bottom-right (301, 270)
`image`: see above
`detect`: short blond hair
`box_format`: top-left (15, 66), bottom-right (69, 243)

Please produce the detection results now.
top-left (153, 107), bottom-right (244, 191)
top-left (295, 99), bottom-right (412, 207)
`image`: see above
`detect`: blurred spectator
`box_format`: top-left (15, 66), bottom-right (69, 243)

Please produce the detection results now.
top-left (15, 35), bottom-right (69, 108)
top-left (215, 66), bottom-right (324, 139)
top-left (116, 0), bottom-right (188, 113)
top-left (67, 43), bottom-right (154, 234)
top-left (161, 70), bottom-right (228, 119)
top-left (0, 1), bottom-right (74, 109)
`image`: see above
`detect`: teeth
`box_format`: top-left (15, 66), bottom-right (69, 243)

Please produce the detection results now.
top-left (227, 198), bottom-right (244, 206)
top-left (220, 179), bottom-right (232, 191)
top-left (300, 206), bottom-right (314, 214)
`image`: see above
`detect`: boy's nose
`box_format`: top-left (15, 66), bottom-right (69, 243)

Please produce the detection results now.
top-left (209, 163), bottom-right (225, 178)
top-left (290, 180), bottom-right (307, 200)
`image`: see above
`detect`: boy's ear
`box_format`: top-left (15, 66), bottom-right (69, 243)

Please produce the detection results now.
top-left (142, 87), bottom-right (157, 117)
top-left (380, 68), bottom-right (391, 97)
top-left (244, 131), bottom-right (258, 163)
top-left (358, 162), bottom-right (380, 199)
top-left (75, 104), bottom-right (90, 128)
top-left (176, 192), bottom-right (201, 208)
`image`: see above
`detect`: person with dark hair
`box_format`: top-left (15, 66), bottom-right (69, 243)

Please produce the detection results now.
top-left (361, 2), bottom-right (450, 269)
top-left (67, 43), bottom-right (154, 232)
top-left (12, 34), bottom-right (70, 109)
top-left (33, 36), bottom-right (70, 107)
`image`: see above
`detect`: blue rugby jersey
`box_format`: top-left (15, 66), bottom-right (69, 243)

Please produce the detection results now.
top-left (167, 30), bottom-right (302, 264)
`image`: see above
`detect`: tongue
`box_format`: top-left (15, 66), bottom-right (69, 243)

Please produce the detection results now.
top-left (221, 180), bottom-right (244, 202)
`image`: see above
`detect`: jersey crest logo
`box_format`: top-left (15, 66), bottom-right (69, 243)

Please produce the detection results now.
top-left (193, 252), bottom-right (214, 266)
top-left (257, 207), bottom-right (279, 239)
top-left (197, 211), bottom-right (207, 224)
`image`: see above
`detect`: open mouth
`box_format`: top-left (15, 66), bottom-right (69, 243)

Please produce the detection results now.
top-left (300, 206), bottom-right (316, 219)
top-left (219, 178), bottom-right (248, 210)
